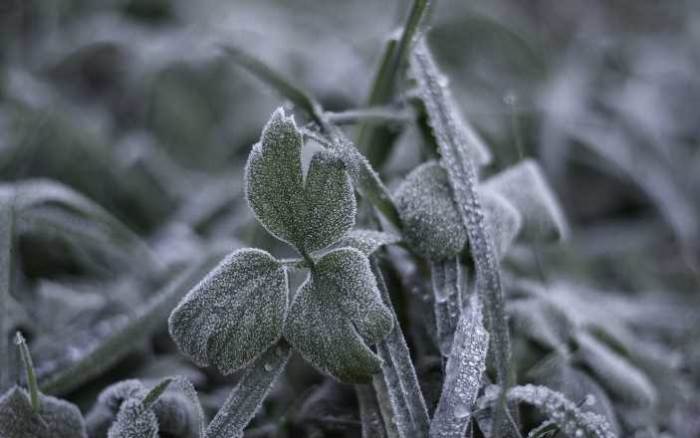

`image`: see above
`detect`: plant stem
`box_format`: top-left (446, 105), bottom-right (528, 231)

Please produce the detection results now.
top-left (15, 331), bottom-right (40, 413)
top-left (0, 193), bottom-right (15, 391)
top-left (371, 257), bottom-right (430, 437)
top-left (205, 341), bottom-right (291, 438)
top-left (430, 257), bottom-right (463, 357)
top-left (356, 384), bottom-right (388, 438)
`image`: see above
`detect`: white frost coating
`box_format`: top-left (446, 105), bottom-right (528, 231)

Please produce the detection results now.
top-left (482, 190), bottom-right (523, 260)
top-left (205, 342), bottom-right (291, 438)
top-left (284, 248), bottom-right (394, 383)
top-left (168, 248), bottom-right (288, 375)
top-left (411, 38), bottom-right (515, 435)
top-left (395, 161), bottom-right (467, 260)
top-left (245, 108), bottom-right (356, 254)
top-left (430, 295), bottom-right (489, 438)
top-left (330, 229), bottom-right (401, 255)
top-left (507, 385), bottom-right (617, 438)
top-left (482, 160), bottom-right (568, 242)
top-left (0, 386), bottom-right (88, 438)
top-left (430, 257), bottom-right (464, 356)
top-left (575, 332), bottom-right (657, 407)
top-left (107, 398), bottom-right (159, 438)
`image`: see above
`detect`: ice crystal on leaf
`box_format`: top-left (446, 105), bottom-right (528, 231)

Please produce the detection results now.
top-left (0, 386), bottom-right (87, 438)
top-left (168, 248), bottom-right (288, 374)
top-left (245, 108), bottom-right (355, 254)
top-left (284, 247), bottom-right (393, 383)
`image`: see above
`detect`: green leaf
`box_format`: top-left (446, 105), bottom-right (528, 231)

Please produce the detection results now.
top-left (284, 248), bottom-right (393, 383)
top-left (169, 248), bottom-right (288, 375)
top-left (107, 398), bottom-right (158, 438)
top-left (0, 386), bottom-right (87, 438)
top-left (482, 160), bottom-right (568, 242)
top-left (330, 229), bottom-right (401, 256)
top-left (395, 161), bottom-right (467, 260)
top-left (245, 109), bottom-right (356, 253)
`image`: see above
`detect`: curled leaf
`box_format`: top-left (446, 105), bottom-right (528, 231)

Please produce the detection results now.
top-left (482, 160), bottom-right (568, 241)
top-left (284, 248), bottom-right (393, 383)
top-left (395, 161), bottom-right (467, 260)
top-left (245, 108), bottom-right (355, 253)
top-left (0, 386), bottom-right (87, 438)
top-left (169, 248), bottom-right (288, 374)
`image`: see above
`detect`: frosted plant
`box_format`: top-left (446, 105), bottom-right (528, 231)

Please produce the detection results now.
top-left (168, 108), bottom-right (397, 435)
top-left (0, 333), bottom-right (87, 438)
top-left (87, 377), bottom-right (205, 438)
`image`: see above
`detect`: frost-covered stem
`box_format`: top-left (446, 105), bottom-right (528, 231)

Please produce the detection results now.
top-left (0, 194), bottom-right (14, 391)
top-left (430, 257), bottom-right (463, 357)
top-left (40, 254), bottom-right (222, 395)
top-left (372, 374), bottom-right (401, 438)
top-left (205, 341), bottom-right (291, 438)
top-left (356, 384), bottom-right (388, 438)
top-left (411, 40), bottom-right (517, 435)
top-left (372, 258), bottom-right (430, 437)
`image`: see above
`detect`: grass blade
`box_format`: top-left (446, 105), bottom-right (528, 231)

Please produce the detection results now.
top-left (430, 257), bottom-right (463, 356)
top-left (356, 384), bottom-right (388, 438)
top-left (410, 38), bottom-right (516, 435)
top-left (205, 341), bottom-right (291, 438)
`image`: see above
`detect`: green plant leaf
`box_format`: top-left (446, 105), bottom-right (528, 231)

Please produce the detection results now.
top-left (395, 161), bottom-right (467, 260)
top-left (107, 398), bottom-right (159, 438)
top-left (330, 229), bottom-right (401, 255)
top-left (482, 160), bottom-right (568, 242)
top-left (284, 248), bottom-right (393, 383)
top-left (245, 108), bottom-right (355, 253)
top-left (0, 386), bottom-right (87, 438)
top-left (169, 248), bottom-right (288, 375)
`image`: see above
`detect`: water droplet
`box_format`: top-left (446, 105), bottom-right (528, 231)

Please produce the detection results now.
top-left (263, 362), bottom-right (274, 372)
top-left (454, 402), bottom-right (470, 418)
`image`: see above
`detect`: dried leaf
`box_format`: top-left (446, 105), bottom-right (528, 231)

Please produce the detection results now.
top-left (169, 248), bottom-right (288, 374)
top-left (284, 248), bottom-right (393, 383)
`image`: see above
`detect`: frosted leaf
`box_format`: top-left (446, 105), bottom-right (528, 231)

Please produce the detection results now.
top-left (283, 248), bottom-right (393, 383)
top-left (86, 380), bottom-right (144, 438)
top-left (169, 248), bottom-right (288, 374)
top-left (245, 108), bottom-right (355, 253)
top-left (575, 332), bottom-right (656, 407)
top-left (482, 191), bottom-right (523, 260)
top-left (430, 295), bottom-right (489, 438)
top-left (529, 356), bottom-right (620, 435)
top-left (482, 160), bottom-right (568, 242)
top-left (507, 385), bottom-right (616, 438)
top-left (0, 386), bottom-right (87, 438)
top-left (107, 398), bottom-right (158, 438)
top-left (330, 229), bottom-right (401, 255)
top-left (395, 161), bottom-right (467, 260)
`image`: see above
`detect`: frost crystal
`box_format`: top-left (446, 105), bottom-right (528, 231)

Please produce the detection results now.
top-left (430, 295), bottom-right (489, 438)
top-left (284, 248), bottom-right (393, 383)
top-left (508, 385), bottom-right (617, 438)
top-left (245, 108), bottom-right (355, 253)
top-left (0, 386), bottom-right (87, 438)
top-left (169, 248), bottom-right (288, 374)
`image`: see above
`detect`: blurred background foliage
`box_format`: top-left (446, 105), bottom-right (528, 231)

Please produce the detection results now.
top-left (0, 0), bottom-right (698, 436)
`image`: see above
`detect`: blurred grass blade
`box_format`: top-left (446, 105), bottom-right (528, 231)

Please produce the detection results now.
top-left (39, 253), bottom-right (222, 395)
top-left (410, 37), bottom-right (516, 435)
top-left (221, 45), bottom-right (324, 125)
top-left (205, 341), bottom-right (291, 438)
top-left (0, 192), bottom-right (15, 391)
top-left (326, 108), bottom-right (411, 126)
top-left (358, 0), bottom-right (432, 167)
